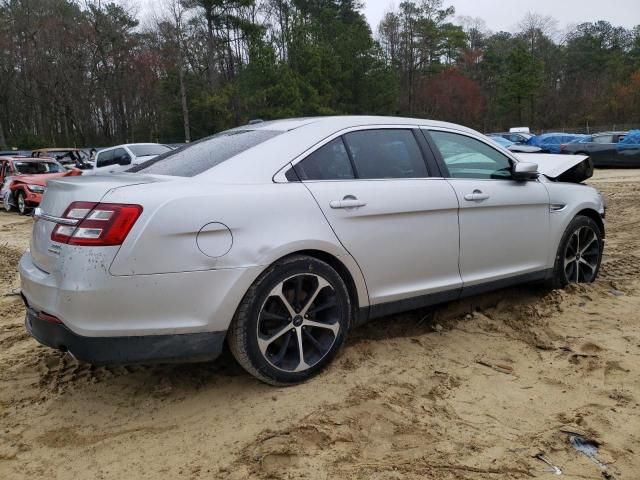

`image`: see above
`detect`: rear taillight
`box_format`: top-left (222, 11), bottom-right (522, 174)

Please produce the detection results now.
top-left (51, 201), bottom-right (143, 246)
top-left (560, 144), bottom-right (566, 152)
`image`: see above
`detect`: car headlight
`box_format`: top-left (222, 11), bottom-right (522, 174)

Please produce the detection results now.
top-left (27, 185), bottom-right (45, 193)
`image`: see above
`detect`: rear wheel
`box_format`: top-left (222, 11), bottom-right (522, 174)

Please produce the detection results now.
top-left (228, 255), bottom-right (351, 386)
top-left (548, 215), bottom-right (603, 289)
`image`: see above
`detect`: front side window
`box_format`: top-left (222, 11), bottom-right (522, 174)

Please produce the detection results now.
top-left (343, 129), bottom-right (428, 179)
top-left (294, 138), bottom-right (354, 181)
top-left (429, 131), bottom-right (513, 180)
top-left (593, 135), bottom-right (614, 144)
top-left (13, 161), bottom-right (64, 174)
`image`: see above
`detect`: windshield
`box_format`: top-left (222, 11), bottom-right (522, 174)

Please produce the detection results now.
top-left (49, 150), bottom-right (87, 162)
top-left (130, 129), bottom-right (282, 177)
top-left (488, 136), bottom-right (514, 147)
top-left (128, 145), bottom-right (172, 157)
top-left (14, 161), bottom-right (64, 174)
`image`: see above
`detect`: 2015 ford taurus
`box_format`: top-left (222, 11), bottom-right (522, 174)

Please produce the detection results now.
top-left (19, 116), bottom-right (605, 385)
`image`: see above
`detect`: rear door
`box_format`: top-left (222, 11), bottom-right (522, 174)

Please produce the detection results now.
top-left (589, 134), bottom-right (616, 165)
top-left (425, 128), bottom-right (550, 291)
top-left (295, 126), bottom-right (462, 310)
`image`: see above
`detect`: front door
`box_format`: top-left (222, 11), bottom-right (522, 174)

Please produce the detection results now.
top-left (295, 128), bottom-right (462, 308)
top-left (426, 129), bottom-right (550, 289)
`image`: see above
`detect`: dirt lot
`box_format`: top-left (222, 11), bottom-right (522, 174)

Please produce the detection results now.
top-left (1, 169), bottom-right (639, 480)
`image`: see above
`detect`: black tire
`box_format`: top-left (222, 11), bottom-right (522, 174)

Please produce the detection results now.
top-left (228, 255), bottom-right (351, 386)
top-left (16, 191), bottom-right (30, 215)
top-left (548, 215), bottom-right (603, 289)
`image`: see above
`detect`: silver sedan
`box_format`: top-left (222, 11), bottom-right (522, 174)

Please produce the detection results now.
top-left (19, 116), bottom-right (605, 385)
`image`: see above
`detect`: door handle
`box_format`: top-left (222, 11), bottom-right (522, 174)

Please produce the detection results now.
top-left (464, 190), bottom-right (490, 202)
top-left (329, 196), bottom-right (367, 209)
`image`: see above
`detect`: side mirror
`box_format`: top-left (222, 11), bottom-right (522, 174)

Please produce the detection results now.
top-left (512, 161), bottom-right (539, 180)
top-left (118, 155), bottom-right (132, 166)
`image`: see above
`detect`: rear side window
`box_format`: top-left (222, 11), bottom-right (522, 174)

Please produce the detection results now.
top-left (131, 130), bottom-right (281, 177)
top-left (294, 138), bottom-right (355, 181)
top-left (343, 129), bottom-right (428, 179)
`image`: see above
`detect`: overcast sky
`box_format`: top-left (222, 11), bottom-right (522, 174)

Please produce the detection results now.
top-left (363, 0), bottom-right (640, 33)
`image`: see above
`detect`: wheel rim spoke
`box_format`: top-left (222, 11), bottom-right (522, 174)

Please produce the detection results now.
top-left (271, 330), bottom-right (293, 365)
top-left (300, 277), bottom-right (330, 316)
top-left (294, 327), bottom-right (310, 372)
top-left (302, 318), bottom-right (340, 335)
top-left (579, 232), bottom-right (597, 255)
top-left (257, 323), bottom-right (293, 355)
top-left (268, 284), bottom-right (296, 319)
top-left (302, 328), bottom-right (324, 353)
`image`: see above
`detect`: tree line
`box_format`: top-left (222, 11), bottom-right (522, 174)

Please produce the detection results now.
top-left (0, 0), bottom-right (639, 149)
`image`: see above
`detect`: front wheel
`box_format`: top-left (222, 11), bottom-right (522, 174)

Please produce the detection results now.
top-left (548, 215), bottom-right (603, 289)
top-left (228, 255), bottom-right (352, 386)
top-left (16, 191), bottom-right (30, 215)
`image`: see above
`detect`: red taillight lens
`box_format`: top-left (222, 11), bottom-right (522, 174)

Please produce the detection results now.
top-left (560, 144), bottom-right (566, 152)
top-left (51, 201), bottom-right (143, 246)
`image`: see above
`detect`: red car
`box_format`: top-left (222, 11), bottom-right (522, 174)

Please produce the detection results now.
top-left (0, 156), bottom-right (81, 215)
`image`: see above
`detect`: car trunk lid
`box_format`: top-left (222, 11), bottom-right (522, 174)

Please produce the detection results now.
top-left (30, 174), bottom-right (164, 273)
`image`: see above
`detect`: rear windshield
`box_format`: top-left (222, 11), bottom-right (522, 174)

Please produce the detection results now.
top-left (130, 130), bottom-right (281, 177)
top-left (128, 144), bottom-right (172, 157)
top-left (14, 161), bottom-right (64, 174)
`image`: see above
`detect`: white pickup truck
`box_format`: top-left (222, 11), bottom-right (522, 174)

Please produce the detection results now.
top-left (86, 143), bottom-right (173, 175)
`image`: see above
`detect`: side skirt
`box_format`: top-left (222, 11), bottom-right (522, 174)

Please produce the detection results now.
top-left (360, 269), bottom-right (553, 322)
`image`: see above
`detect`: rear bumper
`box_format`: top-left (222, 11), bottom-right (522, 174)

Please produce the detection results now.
top-left (19, 250), bottom-right (261, 337)
top-left (25, 305), bottom-right (226, 364)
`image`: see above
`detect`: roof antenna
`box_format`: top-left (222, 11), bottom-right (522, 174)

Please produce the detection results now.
top-left (248, 119), bottom-right (264, 125)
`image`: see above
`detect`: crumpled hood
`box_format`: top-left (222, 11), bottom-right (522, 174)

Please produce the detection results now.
top-left (513, 153), bottom-right (593, 182)
top-left (11, 171), bottom-right (78, 186)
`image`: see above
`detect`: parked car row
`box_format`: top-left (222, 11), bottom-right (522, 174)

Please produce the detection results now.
top-left (560, 131), bottom-right (640, 167)
top-left (0, 142), bottom-right (172, 214)
top-left (487, 128), bottom-right (640, 167)
top-left (1, 156), bottom-right (82, 214)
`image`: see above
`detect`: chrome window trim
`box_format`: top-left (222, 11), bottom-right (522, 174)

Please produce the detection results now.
top-left (33, 207), bottom-right (79, 226)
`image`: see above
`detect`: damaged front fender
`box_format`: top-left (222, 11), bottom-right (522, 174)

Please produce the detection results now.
top-left (513, 153), bottom-right (593, 183)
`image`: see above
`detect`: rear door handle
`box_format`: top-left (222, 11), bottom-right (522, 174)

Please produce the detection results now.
top-left (330, 196), bottom-right (367, 209)
top-left (464, 190), bottom-right (490, 202)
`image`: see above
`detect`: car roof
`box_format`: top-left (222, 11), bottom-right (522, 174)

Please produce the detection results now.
top-left (33, 148), bottom-right (82, 152)
top-left (1, 156), bottom-right (55, 161)
top-left (98, 143), bottom-right (168, 152)
top-left (237, 115), bottom-right (479, 135)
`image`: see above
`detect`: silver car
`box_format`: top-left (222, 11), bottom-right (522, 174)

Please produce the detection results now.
top-left (19, 116), bottom-right (605, 385)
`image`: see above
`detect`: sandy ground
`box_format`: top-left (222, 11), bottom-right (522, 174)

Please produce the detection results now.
top-left (1, 169), bottom-right (639, 480)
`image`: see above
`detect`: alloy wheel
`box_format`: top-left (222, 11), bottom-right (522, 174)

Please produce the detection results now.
top-left (563, 225), bottom-right (600, 283)
top-left (17, 193), bottom-right (25, 214)
top-left (257, 273), bottom-right (341, 372)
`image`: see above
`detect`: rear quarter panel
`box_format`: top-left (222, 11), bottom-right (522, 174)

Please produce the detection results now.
top-left (106, 180), bottom-right (369, 307)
